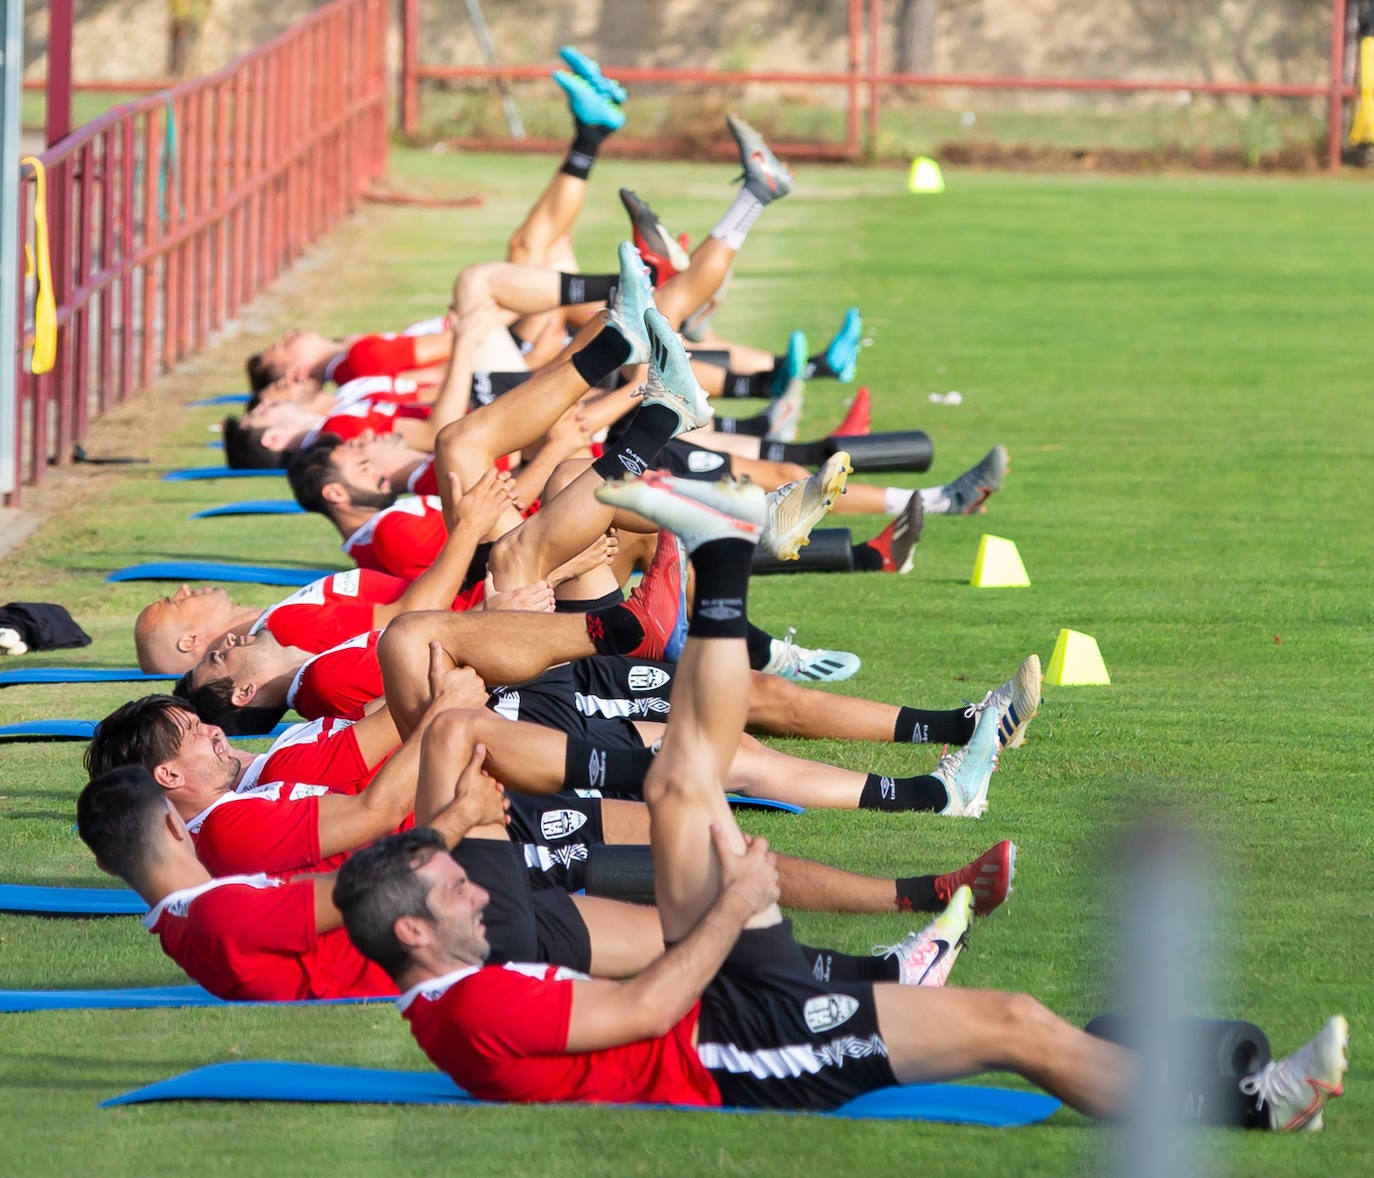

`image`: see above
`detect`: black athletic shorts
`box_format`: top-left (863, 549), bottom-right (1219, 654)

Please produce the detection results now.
top-left (696, 920), bottom-right (898, 1110)
top-left (660, 438), bottom-right (733, 482)
top-left (449, 837), bottom-right (591, 972)
top-left (506, 792), bottom-right (606, 894)
top-left (485, 656), bottom-right (675, 745)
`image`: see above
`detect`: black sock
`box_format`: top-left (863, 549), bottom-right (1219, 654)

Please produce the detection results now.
top-left (807, 353), bottom-right (838, 380)
top-left (745, 623), bottom-right (773, 670)
top-left (798, 944), bottom-right (899, 983)
top-left (558, 272), bottom-right (618, 306)
top-left (563, 738), bottom-right (656, 794)
top-left (585, 604), bottom-right (645, 655)
top-left (555, 589), bottom-right (624, 614)
top-left (590, 402), bottom-right (678, 480)
top-left (721, 370), bottom-right (772, 399)
top-left (851, 542), bottom-right (884, 572)
top-left (760, 438), bottom-right (826, 464)
top-left (712, 411), bottom-right (770, 438)
top-left (688, 538), bottom-right (754, 640)
top-left (571, 325), bottom-right (633, 386)
top-left (894, 706), bottom-right (975, 745)
top-left (560, 121), bottom-right (614, 180)
top-left (460, 542), bottom-right (494, 594)
top-left (895, 874), bottom-right (941, 914)
top-left (858, 773), bottom-right (948, 813)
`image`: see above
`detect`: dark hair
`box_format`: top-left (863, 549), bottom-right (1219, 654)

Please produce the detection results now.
top-left (246, 351), bottom-right (280, 393)
top-left (77, 764), bottom-right (169, 884)
top-left (86, 695), bottom-right (190, 778)
top-left (223, 415), bottom-right (289, 470)
top-left (287, 433), bottom-right (346, 515)
top-left (180, 673), bottom-right (286, 736)
top-left (334, 828), bottom-right (447, 979)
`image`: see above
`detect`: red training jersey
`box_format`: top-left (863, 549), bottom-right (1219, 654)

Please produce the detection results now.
top-left (187, 782), bottom-right (328, 877)
top-left (327, 334), bottom-right (423, 385)
top-left (251, 569), bottom-right (406, 653)
top-left (287, 632), bottom-right (384, 723)
top-left (143, 874), bottom-right (395, 1001)
top-left (400, 963), bottom-right (720, 1106)
top-left (258, 716), bottom-right (376, 796)
top-left (342, 496), bottom-right (447, 581)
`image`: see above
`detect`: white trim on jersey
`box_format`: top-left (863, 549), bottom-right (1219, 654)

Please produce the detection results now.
top-left (141, 873), bottom-right (278, 928)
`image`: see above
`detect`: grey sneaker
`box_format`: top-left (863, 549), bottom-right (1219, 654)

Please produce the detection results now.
top-left (638, 307), bottom-right (713, 434)
top-left (605, 241), bottom-right (654, 365)
top-left (939, 445), bottom-right (1009, 515)
top-left (726, 113), bottom-right (793, 205)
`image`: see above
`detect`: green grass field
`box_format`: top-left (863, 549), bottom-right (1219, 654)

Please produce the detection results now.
top-left (2, 148), bottom-right (1371, 1176)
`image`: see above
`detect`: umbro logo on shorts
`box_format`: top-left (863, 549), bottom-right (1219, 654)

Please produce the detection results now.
top-left (804, 994), bottom-right (859, 1034)
top-left (626, 665), bottom-right (671, 691)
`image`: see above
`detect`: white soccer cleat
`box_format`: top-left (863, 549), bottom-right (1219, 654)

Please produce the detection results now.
top-left (933, 705), bottom-right (1000, 818)
top-left (595, 471), bottom-right (765, 554)
top-left (964, 653), bottom-right (1043, 749)
top-left (874, 885), bottom-right (974, 987)
top-left (1239, 1016), bottom-right (1349, 1132)
top-left (759, 451), bottom-right (851, 562)
top-left (764, 375), bottom-right (805, 442)
top-left (638, 307), bottom-right (713, 434)
top-left (763, 626), bottom-right (861, 683)
top-left (605, 241), bottom-right (655, 364)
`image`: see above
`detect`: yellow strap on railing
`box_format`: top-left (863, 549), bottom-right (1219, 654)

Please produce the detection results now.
top-left (1350, 38), bottom-right (1374, 146)
top-left (19, 156), bottom-right (57, 375)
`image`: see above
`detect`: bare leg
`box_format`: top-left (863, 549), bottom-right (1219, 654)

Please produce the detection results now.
top-left (507, 176), bottom-right (587, 265)
top-left (874, 986), bottom-right (1135, 1120)
top-left (573, 895), bottom-right (665, 977)
top-left (451, 261), bottom-right (564, 319)
top-left (655, 237), bottom-right (737, 328)
top-left (745, 670), bottom-right (900, 742)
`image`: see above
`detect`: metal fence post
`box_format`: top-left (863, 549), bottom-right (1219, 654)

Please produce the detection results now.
top-left (1, 0), bottom-right (22, 501)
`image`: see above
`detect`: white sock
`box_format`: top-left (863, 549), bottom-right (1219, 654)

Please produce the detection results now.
top-left (920, 486), bottom-right (951, 514)
top-left (710, 190), bottom-right (765, 251)
top-left (883, 487), bottom-right (915, 515)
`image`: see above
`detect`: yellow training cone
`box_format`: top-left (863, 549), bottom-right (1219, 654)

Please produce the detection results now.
top-left (907, 156), bottom-right (946, 194)
top-left (1045, 628), bottom-right (1111, 686)
top-left (970, 534), bottom-right (1030, 588)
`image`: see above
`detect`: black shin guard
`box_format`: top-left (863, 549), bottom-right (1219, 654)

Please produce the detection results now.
top-left (558, 272), bottom-right (618, 306)
top-left (582, 845), bottom-right (657, 904)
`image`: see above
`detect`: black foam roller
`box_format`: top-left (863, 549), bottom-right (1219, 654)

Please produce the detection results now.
top-left (582, 844), bottom-right (657, 905)
top-left (750, 527), bottom-right (855, 576)
top-left (830, 429), bottom-right (933, 473)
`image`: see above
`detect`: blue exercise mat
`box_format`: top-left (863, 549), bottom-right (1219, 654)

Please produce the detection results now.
top-left (0, 667), bottom-right (176, 687)
top-left (191, 500), bottom-right (305, 519)
top-left (188, 393), bottom-right (251, 406)
top-left (162, 467), bottom-right (285, 481)
top-left (0, 883), bottom-right (146, 916)
top-left (4, 989), bottom-right (391, 1014)
top-left (107, 562), bottom-right (332, 586)
top-left (725, 795), bottom-right (803, 814)
top-left (100, 1061), bottom-right (1061, 1125)
top-left (0, 719), bottom-right (295, 742)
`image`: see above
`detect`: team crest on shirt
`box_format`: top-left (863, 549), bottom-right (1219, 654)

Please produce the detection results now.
top-left (626, 665), bottom-right (671, 691)
top-left (687, 450), bottom-right (727, 473)
top-left (804, 993), bottom-right (860, 1034)
top-left (540, 809), bottom-right (588, 840)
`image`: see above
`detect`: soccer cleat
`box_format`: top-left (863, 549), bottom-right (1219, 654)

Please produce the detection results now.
top-left (933, 841), bottom-right (1017, 917)
top-left (617, 528), bottom-right (684, 660)
top-left (760, 450), bottom-right (850, 562)
top-left (824, 307), bottom-right (863, 382)
top-left (1238, 1016), bottom-right (1348, 1131)
top-left (638, 308), bottom-right (713, 434)
top-left (764, 376), bottom-right (804, 443)
top-left (620, 189), bottom-right (691, 286)
top-left (552, 70), bottom-right (625, 131)
top-left (874, 885), bottom-right (974, 987)
top-left (964, 654), bottom-right (1043, 749)
top-left (763, 626), bottom-right (861, 682)
top-left (726, 112), bottom-right (794, 205)
top-left (596, 471), bottom-right (766, 555)
top-left (772, 330), bottom-right (808, 399)
top-left (661, 538), bottom-right (691, 662)
top-left (932, 705), bottom-right (1000, 818)
top-left (831, 386), bottom-right (870, 437)
top-left (938, 445), bottom-right (1009, 516)
top-left (606, 242), bottom-right (654, 364)
top-left (864, 494), bottom-right (924, 574)
top-left (558, 46), bottom-right (627, 105)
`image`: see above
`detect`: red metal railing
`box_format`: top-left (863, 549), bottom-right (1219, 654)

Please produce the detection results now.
top-left (7, 0), bottom-right (388, 505)
top-left (398, 0), bottom-right (1355, 168)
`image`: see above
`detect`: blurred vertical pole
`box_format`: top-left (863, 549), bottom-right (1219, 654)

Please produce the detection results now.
top-left (45, 0), bottom-right (72, 467)
top-left (867, 0), bottom-right (882, 154)
top-left (400, 0), bottom-right (419, 137)
top-left (0, 0), bottom-right (21, 500)
top-left (1116, 824), bottom-right (1208, 1178)
top-left (45, 0), bottom-right (72, 148)
top-left (846, 0), bottom-right (861, 158)
top-left (1329, 0), bottom-right (1350, 169)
